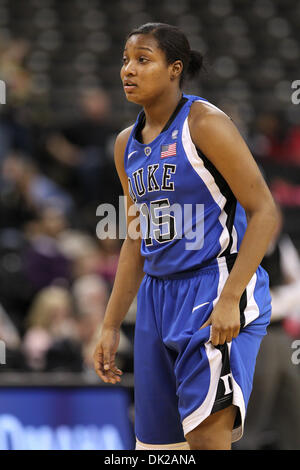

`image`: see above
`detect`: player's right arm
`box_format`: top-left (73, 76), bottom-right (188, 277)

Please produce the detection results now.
top-left (93, 126), bottom-right (145, 384)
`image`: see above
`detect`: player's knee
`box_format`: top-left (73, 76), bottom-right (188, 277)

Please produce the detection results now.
top-left (186, 424), bottom-right (232, 450)
top-left (186, 431), bottom-right (231, 450)
top-left (136, 439), bottom-right (190, 450)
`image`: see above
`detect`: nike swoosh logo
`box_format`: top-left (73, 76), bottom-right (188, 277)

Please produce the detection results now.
top-left (128, 151), bottom-right (137, 159)
top-left (192, 302), bottom-right (210, 313)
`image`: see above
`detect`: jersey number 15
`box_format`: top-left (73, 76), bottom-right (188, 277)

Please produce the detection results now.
top-left (140, 198), bottom-right (177, 246)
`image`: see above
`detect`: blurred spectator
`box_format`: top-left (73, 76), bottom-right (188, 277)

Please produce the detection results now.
top-left (72, 274), bottom-right (108, 369)
top-left (22, 327), bottom-right (52, 371)
top-left (0, 303), bottom-right (21, 350)
top-left (235, 208), bottom-right (300, 450)
top-left (283, 125), bottom-right (300, 165)
top-left (25, 285), bottom-right (78, 342)
top-left (265, 225), bottom-right (300, 339)
top-left (0, 106), bottom-right (34, 165)
top-left (72, 273), bottom-right (133, 372)
top-left (270, 179), bottom-right (300, 208)
top-left (45, 87), bottom-right (119, 206)
top-left (0, 37), bottom-right (32, 105)
top-left (1, 151), bottom-right (74, 216)
top-left (57, 227), bottom-right (121, 289)
top-left (250, 112), bottom-right (289, 162)
top-left (0, 228), bottom-right (33, 333)
top-left (250, 112), bottom-right (300, 165)
top-left (0, 36), bottom-right (40, 162)
top-left (22, 286), bottom-right (82, 372)
top-left (96, 236), bottom-right (121, 288)
top-left (22, 206), bottom-right (72, 292)
top-left (57, 229), bottom-right (102, 280)
top-left (0, 302), bottom-right (24, 372)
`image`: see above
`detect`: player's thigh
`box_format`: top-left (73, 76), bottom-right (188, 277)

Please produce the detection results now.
top-left (185, 404), bottom-right (238, 450)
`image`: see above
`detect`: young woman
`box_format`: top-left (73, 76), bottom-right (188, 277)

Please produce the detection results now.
top-left (93, 23), bottom-right (279, 450)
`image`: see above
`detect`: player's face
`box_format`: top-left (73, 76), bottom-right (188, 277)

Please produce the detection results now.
top-left (121, 34), bottom-right (173, 105)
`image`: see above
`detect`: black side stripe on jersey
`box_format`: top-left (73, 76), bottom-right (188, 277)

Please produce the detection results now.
top-left (196, 148), bottom-right (237, 257)
top-left (221, 198), bottom-right (237, 257)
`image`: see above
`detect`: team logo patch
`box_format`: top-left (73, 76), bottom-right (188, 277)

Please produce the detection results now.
top-left (161, 143), bottom-right (177, 158)
top-left (144, 146), bottom-right (152, 156)
top-left (172, 129), bottom-right (178, 140)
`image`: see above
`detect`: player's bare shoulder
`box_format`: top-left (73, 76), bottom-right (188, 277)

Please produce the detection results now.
top-left (188, 100), bottom-right (232, 149)
top-left (114, 125), bottom-right (134, 170)
top-left (115, 125), bottom-right (134, 156)
top-left (189, 100), bottom-right (229, 129)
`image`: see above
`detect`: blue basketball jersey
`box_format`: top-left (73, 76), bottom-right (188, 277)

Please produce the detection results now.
top-left (124, 94), bottom-right (248, 277)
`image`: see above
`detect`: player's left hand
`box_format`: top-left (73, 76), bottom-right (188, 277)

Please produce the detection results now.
top-left (200, 295), bottom-right (240, 346)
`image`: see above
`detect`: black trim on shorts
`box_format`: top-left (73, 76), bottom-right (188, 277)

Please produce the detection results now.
top-left (211, 343), bottom-right (233, 415)
top-left (239, 289), bottom-right (247, 329)
top-left (210, 343), bottom-right (242, 430)
top-left (225, 255), bottom-right (247, 329)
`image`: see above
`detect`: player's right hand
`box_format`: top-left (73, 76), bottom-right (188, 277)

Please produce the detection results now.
top-left (93, 326), bottom-right (123, 384)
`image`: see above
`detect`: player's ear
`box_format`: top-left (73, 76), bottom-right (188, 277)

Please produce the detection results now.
top-left (170, 60), bottom-right (183, 81)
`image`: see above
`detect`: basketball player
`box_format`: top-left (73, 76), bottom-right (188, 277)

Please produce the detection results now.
top-left (93, 23), bottom-right (279, 450)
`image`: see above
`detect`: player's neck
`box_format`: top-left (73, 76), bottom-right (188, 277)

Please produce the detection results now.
top-left (143, 88), bottom-right (182, 130)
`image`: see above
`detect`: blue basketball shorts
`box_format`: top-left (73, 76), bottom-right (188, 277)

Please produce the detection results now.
top-left (134, 255), bottom-right (272, 446)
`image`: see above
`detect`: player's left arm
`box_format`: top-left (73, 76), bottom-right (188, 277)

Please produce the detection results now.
top-left (189, 105), bottom-right (279, 345)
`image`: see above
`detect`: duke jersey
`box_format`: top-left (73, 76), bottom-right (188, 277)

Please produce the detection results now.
top-left (124, 94), bottom-right (248, 277)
